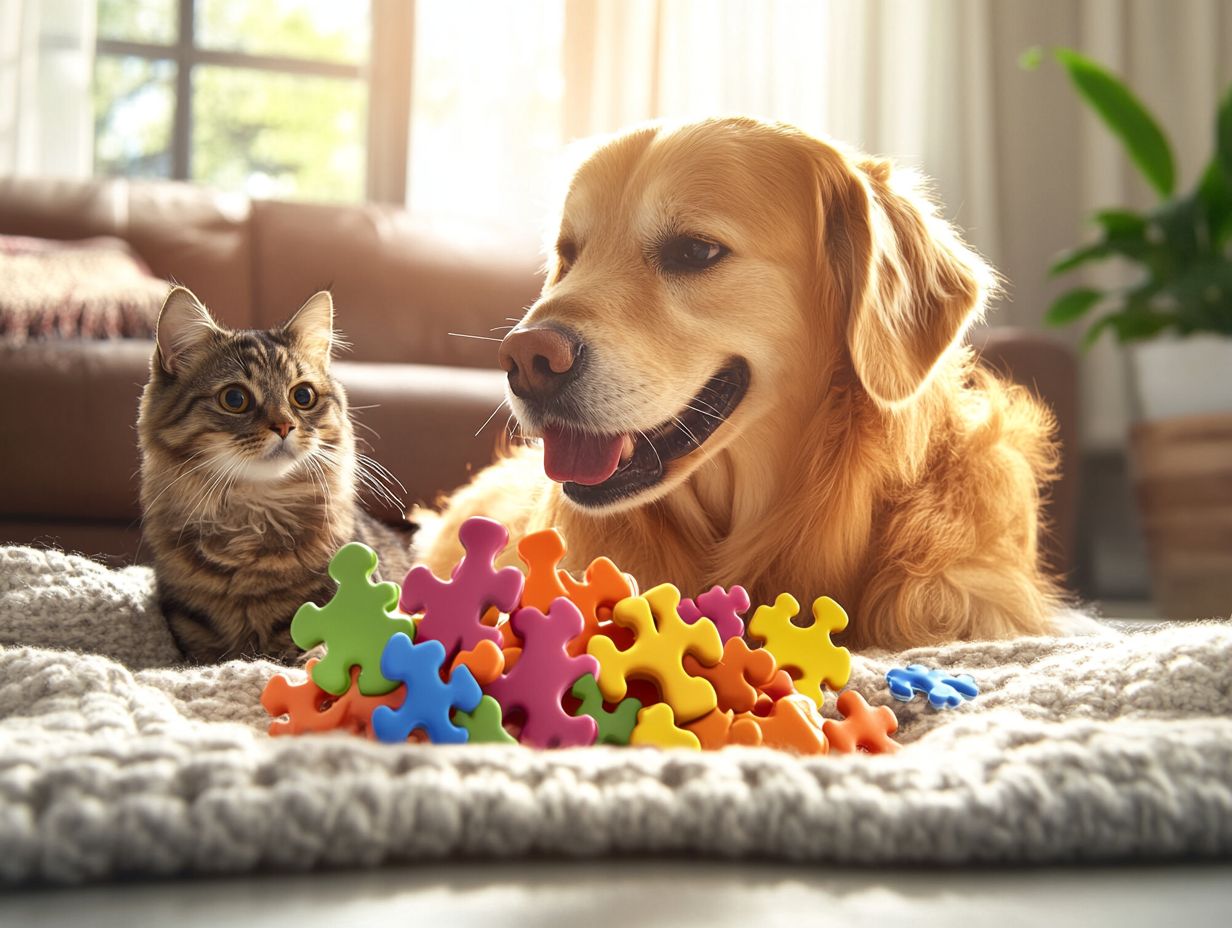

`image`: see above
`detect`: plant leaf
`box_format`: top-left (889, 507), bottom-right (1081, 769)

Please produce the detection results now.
top-left (1151, 195), bottom-right (1201, 264)
top-left (1197, 159), bottom-right (1232, 247)
top-left (1217, 82), bottom-right (1232, 180)
top-left (1055, 48), bottom-right (1175, 198)
top-left (1018, 46), bottom-right (1044, 71)
top-left (1080, 315), bottom-right (1118, 349)
top-left (1092, 208), bottom-right (1147, 239)
top-left (1050, 243), bottom-right (1112, 275)
top-left (1046, 287), bottom-right (1103, 326)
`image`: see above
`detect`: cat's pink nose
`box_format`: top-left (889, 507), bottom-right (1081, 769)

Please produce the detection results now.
top-left (270, 422), bottom-right (295, 439)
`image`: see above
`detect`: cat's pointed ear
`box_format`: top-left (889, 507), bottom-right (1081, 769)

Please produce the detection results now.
top-left (155, 287), bottom-right (223, 375)
top-left (284, 291), bottom-right (335, 362)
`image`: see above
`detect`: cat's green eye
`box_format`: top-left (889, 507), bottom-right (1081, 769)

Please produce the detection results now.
top-left (291, 384), bottom-right (317, 410)
top-left (217, 385), bottom-right (251, 413)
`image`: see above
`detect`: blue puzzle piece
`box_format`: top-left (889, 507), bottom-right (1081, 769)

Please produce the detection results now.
top-left (372, 633), bottom-right (482, 743)
top-left (886, 664), bottom-right (979, 709)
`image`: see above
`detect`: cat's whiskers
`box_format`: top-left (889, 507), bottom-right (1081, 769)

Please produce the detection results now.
top-left (316, 442), bottom-right (404, 513)
top-left (139, 449), bottom-right (220, 521)
top-left (175, 455), bottom-right (244, 547)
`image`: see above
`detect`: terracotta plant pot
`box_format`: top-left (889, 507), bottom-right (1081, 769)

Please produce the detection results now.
top-left (1130, 412), bottom-right (1232, 620)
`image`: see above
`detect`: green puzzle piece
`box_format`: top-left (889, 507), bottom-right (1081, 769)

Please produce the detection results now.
top-left (290, 542), bottom-right (415, 696)
top-left (456, 695), bottom-right (517, 745)
top-left (571, 673), bottom-right (641, 745)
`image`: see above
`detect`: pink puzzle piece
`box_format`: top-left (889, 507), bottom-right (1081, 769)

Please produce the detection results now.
top-left (678, 585), bottom-right (749, 643)
top-left (400, 516), bottom-right (525, 661)
top-left (485, 598), bottom-right (600, 748)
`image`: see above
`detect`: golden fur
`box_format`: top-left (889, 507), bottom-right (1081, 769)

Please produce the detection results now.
top-left (417, 118), bottom-right (1060, 649)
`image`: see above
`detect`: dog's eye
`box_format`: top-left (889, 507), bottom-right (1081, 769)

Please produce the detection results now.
top-left (659, 236), bottom-right (729, 272)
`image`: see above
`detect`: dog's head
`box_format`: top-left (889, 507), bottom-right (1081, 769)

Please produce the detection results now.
top-left (500, 117), bottom-right (993, 512)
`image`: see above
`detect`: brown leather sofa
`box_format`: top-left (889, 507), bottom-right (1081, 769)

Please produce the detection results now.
top-left (0, 176), bottom-right (1080, 582)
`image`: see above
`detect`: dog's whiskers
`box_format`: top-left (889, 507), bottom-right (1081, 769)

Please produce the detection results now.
top-left (474, 398), bottom-right (509, 438)
top-left (447, 332), bottom-right (504, 342)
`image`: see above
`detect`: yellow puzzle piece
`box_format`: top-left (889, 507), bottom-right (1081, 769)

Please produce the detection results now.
top-left (747, 593), bottom-right (851, 708)
top-left (587, 583), bottom-right (723, 724)
top-left (630, 703), bottom-right (701, 750)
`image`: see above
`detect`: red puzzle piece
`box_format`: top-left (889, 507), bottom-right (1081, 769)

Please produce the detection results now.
top-left (485, 599), bottom-right (600, 748)
top-left (401, 516), bottom-right (525, 660)
top-left (682, 637), bottom-right (777, 713)
top-left (261, 660), bottom-right (404, 738)
top-left (822, 690), bottom-right (901, 754)
top-left (760, 669), bottom-right (796, 702)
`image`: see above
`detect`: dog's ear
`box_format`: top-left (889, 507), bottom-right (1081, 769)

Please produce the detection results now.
top-left (820, 153), bottom-right (993, 407)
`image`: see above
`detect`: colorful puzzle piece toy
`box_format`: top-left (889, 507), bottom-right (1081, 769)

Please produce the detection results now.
top-left (290, 542), bottom-right (415, 696)
top-left (747, 593), bottom-right (851, 708)
top-left (268, 519), bottom-right (891, 758)
top-left (741, 694), bottom-right (829, 755)
top-left (485, 599), bottom-right (599, 748)
top-left (570, 673), bottom-right (642, 745)
top-left (452, 638), bottom-right (506, 686)
top-left (678, 584), bottom-right (750, 643)
top-left (886, 664), bottom-right (979, 708)
top-left (401, 516), bottom-right (524, 659)
top-left (822, 690), bottom-right (901, 754)
top-left (371, 632), bottom-right (482, 744)
top-left (682, 637), bottom-right (777, 714)
top-left (588, 583), bottom-right (723, 724)
top-left (455, 695), bottom-right (517, 744)
top-left (517, 528), bottom-right (635, 657)
top-left (630, 703), bottom-right (701, 750)
top-left (261, 660), bottom-right (405, 737)
top-left (684, 708), bottom-right (763, 750)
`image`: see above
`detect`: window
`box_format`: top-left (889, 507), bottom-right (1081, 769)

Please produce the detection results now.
top-left (92, 0), bottom-right (410, 203)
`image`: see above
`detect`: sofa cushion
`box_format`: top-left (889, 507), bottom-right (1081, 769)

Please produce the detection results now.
top-left (0, 235), bottom-right (169, 343)
top-left (250, 199), bottom-right (544, 366)
top-left (0, 339), bottom-right (506, 527)
top-left (0, 177), bottom-right (256, 327)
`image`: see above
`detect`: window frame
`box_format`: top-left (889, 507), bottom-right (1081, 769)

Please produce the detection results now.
top-left (93, 0), bottom-right (413, 203)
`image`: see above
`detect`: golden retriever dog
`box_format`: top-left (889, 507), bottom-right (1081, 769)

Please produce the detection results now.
top-left (416, 117), bottom-right (1060, 649)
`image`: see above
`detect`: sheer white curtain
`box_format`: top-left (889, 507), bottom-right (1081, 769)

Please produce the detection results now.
top-left (0, 0), bottom-right (96, 178)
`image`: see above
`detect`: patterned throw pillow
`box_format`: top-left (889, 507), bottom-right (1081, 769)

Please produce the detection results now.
top-left (0, 234), bottom-right (169, 343)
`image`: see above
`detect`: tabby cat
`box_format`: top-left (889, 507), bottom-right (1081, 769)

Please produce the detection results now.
top-left (138, 286), bottom-right (414, 663)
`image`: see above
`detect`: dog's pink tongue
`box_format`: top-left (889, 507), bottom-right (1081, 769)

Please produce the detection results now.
top-left (541, 425), bottom-right (624, 486)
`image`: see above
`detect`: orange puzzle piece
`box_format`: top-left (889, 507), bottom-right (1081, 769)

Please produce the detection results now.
top-left (452, 638), bottom-right (506, 685)
top-left (517, 528), bottom-right (635, 657)
top-left (682, 637), bottom-right (777, 713)
top-left (261, 659), bottom-right (404, 738)
top-left (822, 690), bottom-right (901, 754)
top-left (740, 694), bottom-right (829, 755)
top-left (684, 708), bottom-right (763, 750)
top-left (760, 668), bottom-right (796, 702)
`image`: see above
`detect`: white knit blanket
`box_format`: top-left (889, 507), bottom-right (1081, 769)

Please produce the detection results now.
top-left (1, 545), bottom-right (1230, 885)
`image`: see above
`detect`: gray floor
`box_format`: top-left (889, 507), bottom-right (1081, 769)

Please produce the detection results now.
top-left (4, 860), bottom-right (1232, 928)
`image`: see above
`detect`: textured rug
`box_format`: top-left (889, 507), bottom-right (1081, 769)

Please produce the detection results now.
top-left (1, 544), bottom-right (1230, 885)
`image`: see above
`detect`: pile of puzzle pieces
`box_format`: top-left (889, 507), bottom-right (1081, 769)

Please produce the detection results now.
top-left (261, 516), bottom-right (911, 754)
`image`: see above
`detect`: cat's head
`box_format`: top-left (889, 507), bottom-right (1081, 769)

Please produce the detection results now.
top-left (140, 286), bottom-right (352, 484)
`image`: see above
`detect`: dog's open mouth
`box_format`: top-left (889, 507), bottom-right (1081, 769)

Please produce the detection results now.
top-left (541, 358), bottom-right (750, 508)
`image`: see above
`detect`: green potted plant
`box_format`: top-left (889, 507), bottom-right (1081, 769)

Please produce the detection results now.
top-left (1030, 48), bottom-right (1232, 619)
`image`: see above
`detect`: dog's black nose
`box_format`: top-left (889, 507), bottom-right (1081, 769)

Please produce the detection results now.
top-left (498, 325), bottom-right (583, 400)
